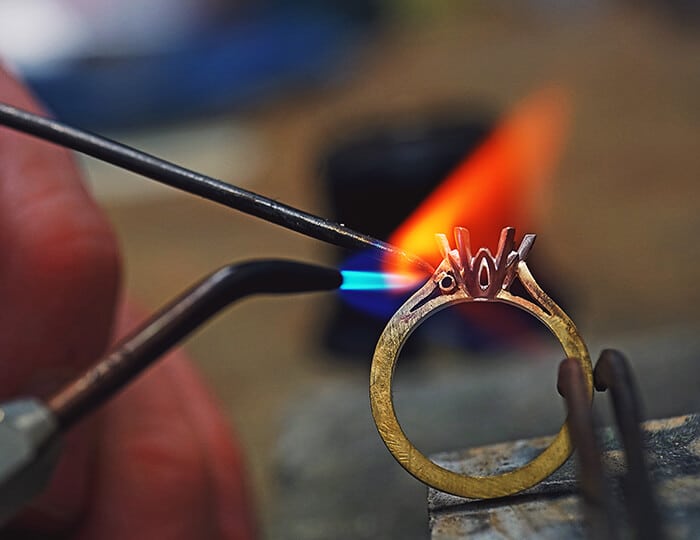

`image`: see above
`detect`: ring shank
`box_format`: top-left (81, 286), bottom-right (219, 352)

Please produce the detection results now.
top-left (370, 261), bottom-right (593, 499)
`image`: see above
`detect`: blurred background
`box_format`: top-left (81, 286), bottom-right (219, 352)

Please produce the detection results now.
top-left (1, 1), bottom-right (699, 538)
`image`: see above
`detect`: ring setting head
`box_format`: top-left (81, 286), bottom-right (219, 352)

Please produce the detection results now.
top-left (433, 227), bottom-right (536, 299)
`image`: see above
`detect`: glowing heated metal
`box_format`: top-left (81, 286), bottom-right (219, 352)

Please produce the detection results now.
top-left (384, 87), bottom-right (570, 275)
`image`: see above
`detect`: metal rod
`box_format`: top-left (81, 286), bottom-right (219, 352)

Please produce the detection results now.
top-left (48, 260), bottom-right (342, 430)
top-left (557, 357), bottom-right (618, 540)
top-left (0, 103), bottom-right (433, 274)
top-left (594, 349), bottom-right (664, 540)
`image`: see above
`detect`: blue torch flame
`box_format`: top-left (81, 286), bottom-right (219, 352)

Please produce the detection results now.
top-left (336, 250), bottom-right (424, 318)
top-left (340, 270), bottom-right (419, 291)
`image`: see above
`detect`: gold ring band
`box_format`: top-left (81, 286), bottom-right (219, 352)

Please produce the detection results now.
top-left (370, 227), bottom-right (593, 499)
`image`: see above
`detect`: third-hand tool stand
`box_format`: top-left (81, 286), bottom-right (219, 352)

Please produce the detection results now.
top-left (427, 351), bottom-right (700, 540)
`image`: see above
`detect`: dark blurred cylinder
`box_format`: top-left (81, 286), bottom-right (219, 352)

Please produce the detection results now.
top-left (319, 112), bottom-right (493, 358)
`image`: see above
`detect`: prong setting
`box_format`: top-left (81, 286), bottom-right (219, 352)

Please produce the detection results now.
top-left (433, 227), bottom-right (536, 298)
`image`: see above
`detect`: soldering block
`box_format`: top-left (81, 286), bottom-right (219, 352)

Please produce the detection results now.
top-left (428, 413), bottom-right (700, 540)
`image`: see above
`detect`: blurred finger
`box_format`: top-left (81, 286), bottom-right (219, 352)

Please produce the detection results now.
top-left (74, 302), bottom-right (254, 539)
top-left (74, 357), bottom-right (223, 540)
top-left (0, 66), bottom-right (121, 398)
top-left (167, 355), bottom-right (256, 539)
top-left (0, 67), bottom-right (121, 531)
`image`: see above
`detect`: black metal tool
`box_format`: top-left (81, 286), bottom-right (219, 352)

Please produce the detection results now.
top-left (594, 349), bottom-right (664, 540)
top-left (0, 259), bottom-right (342, 526)
top-left (557, 357), bottom-right (618, 540)
top-left (0, 103), bottom-right (433, 274)
top-left (558, 350), bottom-right (667, 540)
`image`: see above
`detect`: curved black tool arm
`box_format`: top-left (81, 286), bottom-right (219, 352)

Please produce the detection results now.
top-left (594, 349), bottom-right (664, 540)
top-left (0, 260), bottom-right (340, 527)
top-left (559, 351), bottom-right (665, 540)
top-left (48, 259), bottom-right (342, 430)
top-left (0, 103), bottom-right (432, 274)
top-left (557, 358), bottom-right (618, 540)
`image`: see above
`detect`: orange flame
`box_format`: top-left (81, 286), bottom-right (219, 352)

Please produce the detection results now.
top-left (385, 86), bottom-right (571, 277)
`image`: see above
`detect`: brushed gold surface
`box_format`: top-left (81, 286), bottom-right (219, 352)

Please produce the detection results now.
top-left (370, 229), bottom-right (593, 499)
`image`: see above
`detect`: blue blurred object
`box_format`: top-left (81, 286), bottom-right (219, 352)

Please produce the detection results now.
top-left (339, 270), bottom-right (419, 292)
top-left (21, 8), bottom-right (373, 130)
top-left (339, 250), bottom-right (416, 318)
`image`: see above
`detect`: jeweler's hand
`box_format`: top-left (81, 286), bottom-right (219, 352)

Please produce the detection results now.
top-left (0, 67), bottom-right (255, 539)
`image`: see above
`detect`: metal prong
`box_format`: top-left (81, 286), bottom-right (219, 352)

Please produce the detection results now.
top-left (495, 227), bottom-right (516, 266)
top-left (435, 234), bottom-right (451, 260)
top-left (454, 227), bottom-right (472, 270)
top-left (517, 234), bottom-right (536, 262)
